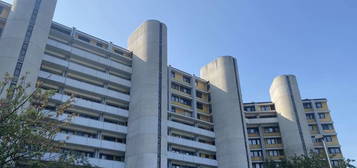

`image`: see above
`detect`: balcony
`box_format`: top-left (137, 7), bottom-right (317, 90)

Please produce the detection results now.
top-left (167, 121), bottom-right (215, 138)
top-left (248, 132), bottom-right (260, 138)
top-left (51, 93), bottom-right (129, 118)
top-left (249, 144), bottom-right (262, 150)
top-left (171, 88), bottom-right (192, 98)
top-left (265, 144), bottom-right (283, 149)
top-left (167, 151), bottom-right (217, 167)
top-left (88, 158), bottom-right (124, 168)
top-left (47, 39), bottom-right (132, 73)
top-left (171, 101), bottom-right (192, 110)
top-left (53, 112), bottom-right (127, 134)
top-left (251, 156), bottom-right (264, 161)
top-left (167, 136), bottom-right (216, 152)
top-left (42, 55), bottom-right (131, 87)
top-left (246, 117), bottom-right (278, 125)
top-left (263, 132), bottom-right (281, 137)
top-left (267, 156), bottom-right (285, 161)
top-left (39, 71), bottom-right (130, 102)
top-left (55, 133), bottom-right (126, 152)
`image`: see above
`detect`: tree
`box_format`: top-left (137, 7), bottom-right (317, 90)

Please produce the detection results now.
top-left (0, 73), bottom-right (97, 168)
top-left (264, 151), bottom-right (356, 168)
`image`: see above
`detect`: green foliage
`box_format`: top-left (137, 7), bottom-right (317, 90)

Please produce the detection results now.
top-left (263, 151), bottom-right (355, 168)
top-left (0, 73), bottom-right (97, 168)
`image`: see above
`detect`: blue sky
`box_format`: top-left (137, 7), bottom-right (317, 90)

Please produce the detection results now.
top-left (5, 0), bottom-right (357, 162)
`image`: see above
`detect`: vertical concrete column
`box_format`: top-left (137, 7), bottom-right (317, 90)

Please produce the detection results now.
top-left (200, 56), bottom-right (251, 168)
top-left (269, 75), bottom-right (314, 157)
top-left (192, 75), bottom-right (198, 118)
top-left (126, 20), bottom-right (168, 168)
top-left (0, 0), bottom-right (57, 90)
top-left (258, 126), bottom-right (267, 159)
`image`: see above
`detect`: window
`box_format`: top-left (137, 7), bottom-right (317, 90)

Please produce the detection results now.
top-left (183, 76), bottom-right (191, 83)
top-left (102, 135), bottom-right (125, 143)
top-left (324, 135), bottom-right (333, 142)
top-left (266, 138), bottom-right (282, 144)
top-left (309, 125), bottom-right (319, 131)
top-left (306, 113), bottom-right (315, 120)
top-left (247, 128), bottom-right (259, 134)
top-left (181, 87), bottom-right (191, 94)
top-left (78, 35), bottom-right (90, 43)
top-left (0, 6), bottom-right (3, 15)
top-left (113, 49), bottom-right (124, 55)
top-left (61, 148), bottom-right (95, 158)
top-left (253, 163), bottom-right (264, 168)
top-left (267, 150), bottom-right (283, 156)
top-left (60, 128), bottom-right (97, 138)
top-left (171, 106), bottom-right (176, 112)
top-left (196, 102), bottom-right (203, 110)
top-left (315, 102), bottom-right (323, 108)
top-left (171, 83), bottom-right (191, 94)
top-left (322, 124), bottom-right (334, 130)
top-left (264, 127), bottom-right (279, 133)
top-left (171, 148), bottom-right (195, 156)
top-left (171, 95), bottom-right (192, 106)
top-left (172, 164), bottom-right (196, 168)
top-left (270, 104), bottom-right (276, 110)
top-left (244, 106), bottom-right (256, 112)
top-left (96, 42), bottom-right (104, 48)
top-left (171, 71), bottom-right (175, 78)
top-left (318, 113), bottom-right (326, 119)
top-left (249, 139), bottom-right (261, 145)
top-left (328, 147), bottom-right (341, 154)
top-left (51, 25), bottom-right (71, 35)
top-left (250, 150), bottom-right (263, 157)
top-left (260, 105), bottom-right (270, 111)
top-left (196, 91), bottom-right (203, 98)
top-left (100, 153), bottom-right (124, 161)
top-left (303, 102), bottom-right (313, 109)
top-left (171, 82), bottom-right (180, 90)
top-left (332, 160), bottom-right (342, 166)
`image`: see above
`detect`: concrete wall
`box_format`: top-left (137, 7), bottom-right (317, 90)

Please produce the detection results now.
top-left (200, 56), bottom-right (251, 168)
top-left (126, 20), bottom-right (168, 168)
top-left (270, 75), bottom-right (314, 157)
top-left (0, 0), bottom-right (56, 90)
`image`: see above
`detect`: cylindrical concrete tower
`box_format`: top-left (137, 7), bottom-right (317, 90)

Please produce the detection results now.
top-left (0, 0), bottom-right (57, 89)
top-left (126, 20), bottom-right (168, 168)
top-left (270, 75), bottom-right (314, 157)
top-left (200, 56), bottom-right (251, 168)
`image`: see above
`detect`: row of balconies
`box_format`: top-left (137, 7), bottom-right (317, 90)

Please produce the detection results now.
top-left (42, 54), bottom-right (131, 88)
top-left (168, 113), bottom-right (214, 132)
top-left (43, 152), bottom-right (125, 168)
top-left (49, 23), bottom-right (132, 63)
top-left (55, 133), bottom-right (126, 152)
top-left (51, 93), bottom-right (128, 118)
top-left (167, 136), bottom-right (216, 152)
top-left (248, 132), bottom-right (281, 138)
top-left (46, 39), bottom-right (132, 74)
top-left (170, 84), bottom-right (210, 103)
top-left (167, 151), bottom-right (217, 167)
top-left (38, 71), bottom-right (130, 103)
top-left (249, 143), bottom-right (284, 150)
top-left (50, 111), bottom-right (128, 134)
top-left (170, 71), bottom-right (209, 93)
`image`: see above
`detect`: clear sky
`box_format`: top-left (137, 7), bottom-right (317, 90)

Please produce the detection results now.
top-left (5, 0), bottom-right (357, 163)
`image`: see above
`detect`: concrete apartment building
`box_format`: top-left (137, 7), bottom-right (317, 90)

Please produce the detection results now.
top-left (0, 1), bottom-right (343, 168)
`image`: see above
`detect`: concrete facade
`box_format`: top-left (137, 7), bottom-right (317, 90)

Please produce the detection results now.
top-left (0, 0), bottom-right (56, 91)
top-left (126, 20), bottom-right (168, 168)
top-left (0, 1), bottom-right (344, 168)
top-left (200, 56), bottom-right (250, 168)
top-left (270, 75), bottom-right (314, 157)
